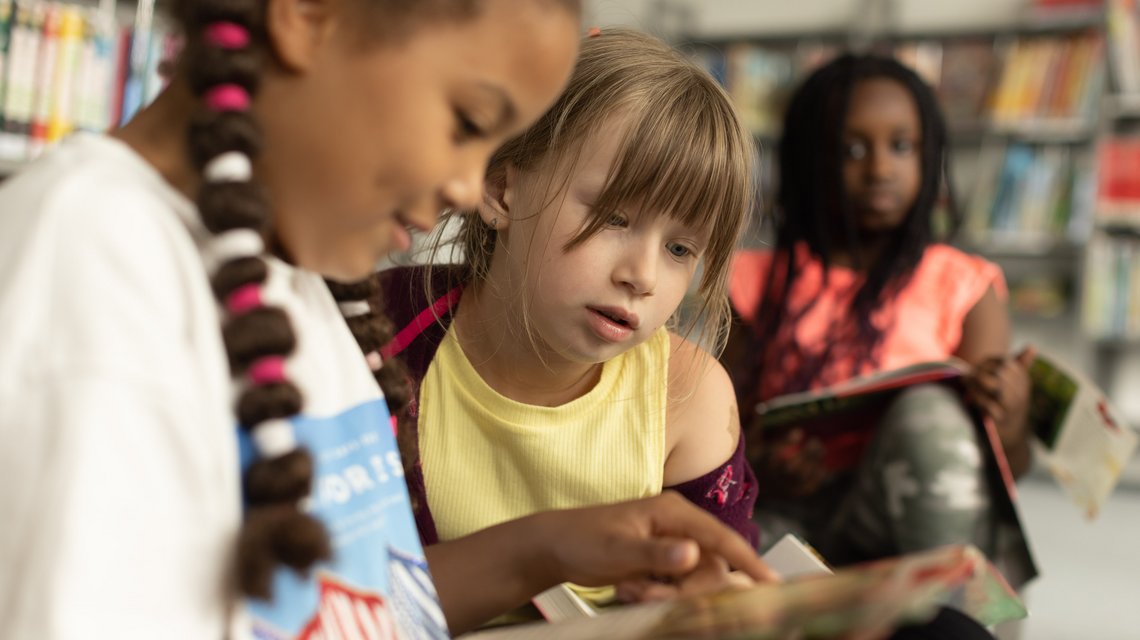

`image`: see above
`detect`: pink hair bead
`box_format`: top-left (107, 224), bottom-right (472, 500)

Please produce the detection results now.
top-left (248, 356), bottom-right (287, 385)
top-left (391, 415), bottom-right (399, 436)
top-left (204, 84), bottom-right (251, 112)
top-left (226, 284), bottom-right (262, 314)
top-left (204, 21), bottom-right (250, 49)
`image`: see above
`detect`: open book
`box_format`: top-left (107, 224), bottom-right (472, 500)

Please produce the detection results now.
top-left (1027, 353), bottom-right (1139, 517)
top-left (461, 543), bottom-right (1025, 640)
top-left (753, 352), bottom-right (1139, 517)
top-left (529, 534), bottom-right (833, 623)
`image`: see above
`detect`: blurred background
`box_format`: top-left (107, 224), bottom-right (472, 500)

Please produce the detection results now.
top-left (0, 0), bottom-right (1136, 637)
top-left (583, 2), bottom-right (1140, 638)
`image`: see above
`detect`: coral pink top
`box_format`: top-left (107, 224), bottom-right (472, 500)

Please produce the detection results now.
top-left (730, 243), bottom-right (1006, 401)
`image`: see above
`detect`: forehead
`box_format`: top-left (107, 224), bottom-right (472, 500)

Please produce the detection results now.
top-left (396, 1), bottom-right (579, 128)
top-left (845, 77), bottom-right (919, 130)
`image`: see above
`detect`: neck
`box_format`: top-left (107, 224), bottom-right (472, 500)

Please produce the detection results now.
top-left (453, 281), bottom-right (601, 408)
top-left (825, 230), bottom-right (894, 272)
top-left (112, 80), bottom-right (200, 200)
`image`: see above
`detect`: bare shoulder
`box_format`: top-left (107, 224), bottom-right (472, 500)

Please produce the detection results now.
top-left (664, 333), bottom-right (740, 485)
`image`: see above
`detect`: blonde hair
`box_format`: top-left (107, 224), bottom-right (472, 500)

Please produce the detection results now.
top-left (429, 27), bottom-right (755, 354)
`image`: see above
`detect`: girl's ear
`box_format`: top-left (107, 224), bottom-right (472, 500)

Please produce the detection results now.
top-left (265, 0), bottom-right (337, 73)
top-left (478, 164), bottom-right (517, 231)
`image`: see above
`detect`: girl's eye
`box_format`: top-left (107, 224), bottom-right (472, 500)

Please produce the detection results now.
top-left (605, 213), bottom-right (629, 228)
top-left (844, 141), bottom-right (867, 160)
top-left (892, 138), bottom-right (915, 154)
top-left (667, 242), bottom-right (692, 259)
top-left (454, 111), bottom-right (485, 142)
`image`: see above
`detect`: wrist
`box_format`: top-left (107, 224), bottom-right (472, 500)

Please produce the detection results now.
top-left (509, 511), bottom-right (563, 595)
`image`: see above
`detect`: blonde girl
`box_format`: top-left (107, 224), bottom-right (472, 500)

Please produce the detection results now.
top-left (382, 29), bottom-right (760, 592)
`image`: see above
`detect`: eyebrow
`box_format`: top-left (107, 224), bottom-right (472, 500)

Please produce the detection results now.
top-left (475, 82), bottom-right (517, 131)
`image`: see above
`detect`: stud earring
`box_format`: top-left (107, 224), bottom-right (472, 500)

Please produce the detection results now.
top-left (491, 217), bottom-right (498, 230)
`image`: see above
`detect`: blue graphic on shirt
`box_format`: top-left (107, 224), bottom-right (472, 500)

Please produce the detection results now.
top-left (237, 399), bottom-right (449, 640)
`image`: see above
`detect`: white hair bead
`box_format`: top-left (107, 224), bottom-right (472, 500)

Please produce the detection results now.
top-left (251, 418), bottom-right (297, 458)
top-left (365, 350), bottom-right (383, 371)
top-left (204, 150), bottom-right (253, 183)
top-left (338, 300), bottom-right (371, 318)
top-left (205, 228), bottom-right (264, 269)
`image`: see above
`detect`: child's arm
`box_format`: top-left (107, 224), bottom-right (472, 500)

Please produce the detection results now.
top-left (956, 285), bottom-right (1033, 478)
top-left (664, 334), bottom-right (759, 546)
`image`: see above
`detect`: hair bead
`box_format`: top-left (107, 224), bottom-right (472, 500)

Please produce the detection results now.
top-left (205, 84), bottom-right (252, 112)
top-left (365, 350), bottom-right (383, 371)
top-left (204, 21), bottom-right (251, 49)
top-left (205, 228), bottom-right (265, 267)
top-left (252, 418), bottom-right (297, 458)
top-left (248, 356), bottom-right (288, 386)
top-left (205, 150), bottom-right (254, 183)
top-left (226, 283), bottom-right (263, 315)
top-left (338, 300), bottom-right (371, 318)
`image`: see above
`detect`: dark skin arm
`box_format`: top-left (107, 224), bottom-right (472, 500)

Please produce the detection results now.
top-left (955, 285), bottom-right (1034, 479)
top-left (425, 492), bottom-right (778, 635)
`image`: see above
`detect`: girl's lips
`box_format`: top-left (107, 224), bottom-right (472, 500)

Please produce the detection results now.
top-left (588, 308), bottom-right (634, 343)
top-left (588, 305), bottom-right (640, 330)
top-left (390, 224), bottom-right (413, 252)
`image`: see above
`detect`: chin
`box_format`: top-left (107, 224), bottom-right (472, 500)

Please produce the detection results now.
top-left (857, 212), bottom-right (907, 234)
top-left (310, 255), bottom-right (380, 283)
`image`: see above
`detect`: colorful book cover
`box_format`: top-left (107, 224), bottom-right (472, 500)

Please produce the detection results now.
top-left (238, 399), bottom-right (449, 640)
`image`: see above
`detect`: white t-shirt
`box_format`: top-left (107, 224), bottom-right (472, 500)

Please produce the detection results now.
top-left (0, 134), bottom-right (385, 639)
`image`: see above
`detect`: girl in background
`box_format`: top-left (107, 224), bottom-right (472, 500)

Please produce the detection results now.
top-left (381, 28), bottom-right (759, 591)
top-left (725, 53), bottom-right (1034, 571)
top-left (0, 2), bottom-right (771, 637)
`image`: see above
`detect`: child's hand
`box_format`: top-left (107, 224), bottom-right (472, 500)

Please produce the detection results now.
top-left (615, 560), bottom-right (758, 603)
top-left (749, 428), bottom-right (828, 498)
top-left (533, 492), bottom-right (779, 590)
top-left (965, 346), bottom-right (1036, 475)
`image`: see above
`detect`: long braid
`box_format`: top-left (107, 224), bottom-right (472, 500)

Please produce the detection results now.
top-left (174, 0), bottom-right (328, 599)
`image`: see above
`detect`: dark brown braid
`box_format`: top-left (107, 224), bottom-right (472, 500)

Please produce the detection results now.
top-left (173, 0), bottom-right (328, 600)
top-left (324, 277), bottom-right (421, 505)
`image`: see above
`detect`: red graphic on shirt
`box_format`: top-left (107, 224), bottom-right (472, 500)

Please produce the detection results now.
top-left (706, 465), bottom-right (738, 506)
top-left (297, 574), bottom-right (399, 640)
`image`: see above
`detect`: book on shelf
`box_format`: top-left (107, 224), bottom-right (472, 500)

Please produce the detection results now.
top-left (1082, 233), bottom-right (1140, 339)
top-left (1106, 0), bottom-right (1140, 95)
top-left (988, 33), bottom-right (1105, 128)
top-left (463, 544), bottom-right (1025, 640)
top-left (0, 0), bottom-right (178, 167)
top-left (965, 141), bottom-right (1094, 247)
top-left (688, 42), bottom-right (838, 139)
top-left (1095, 135), bottom-right (1140, 223)
top-left (937, 40), bottom-right (1002, 125)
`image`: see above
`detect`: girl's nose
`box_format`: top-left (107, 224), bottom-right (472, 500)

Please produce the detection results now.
top-left (614, 239), bottom-right (657, 296)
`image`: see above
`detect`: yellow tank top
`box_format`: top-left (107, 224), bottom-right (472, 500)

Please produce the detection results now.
top-left (419, 325), bottom-right (670, 543)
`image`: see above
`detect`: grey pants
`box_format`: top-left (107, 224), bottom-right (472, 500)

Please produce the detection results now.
top-left (758, 384), bottom-right (996, 565)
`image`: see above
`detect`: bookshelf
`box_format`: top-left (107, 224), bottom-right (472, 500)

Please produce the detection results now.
top-left (0, 0), bottom-right (167, 177)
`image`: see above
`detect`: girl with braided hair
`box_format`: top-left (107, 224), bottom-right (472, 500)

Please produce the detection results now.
top-left (0, 1), bottom-right (771, 637)
top-left (723, 53), bottom-right (1035, 573)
